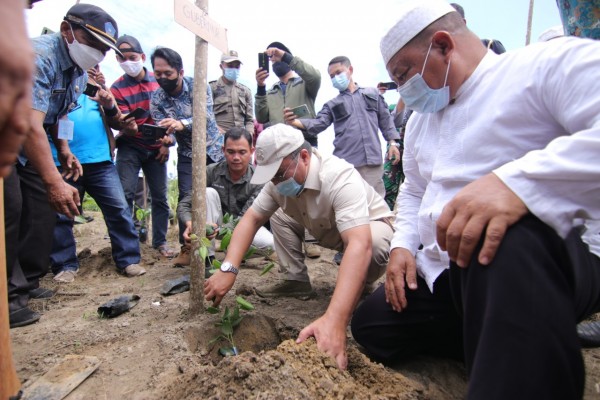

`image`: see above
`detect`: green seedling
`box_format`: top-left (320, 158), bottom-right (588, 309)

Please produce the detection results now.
top-left (207, 297), bottom-right (254, 356)
top-left (260, 262), bottom-right (275, 276)
top-left (236, 296), bottom-right (254, 311)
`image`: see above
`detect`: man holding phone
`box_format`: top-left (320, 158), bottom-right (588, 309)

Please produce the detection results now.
top-left (255, 42), bottom-right (321, 147)
top-left (110, 35), bottom-right (174, 257)
top-left (285, 56), bottom-right (400, 198)
top-left (149, 47), bottom-right (223, 262)
top-left (49, 64), bottom-right (144, 283)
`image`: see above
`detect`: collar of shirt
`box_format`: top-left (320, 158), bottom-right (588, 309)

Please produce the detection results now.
top-left (302, 149), bottom-right (323, 192)
top-left (215, 160), bottom-right (253, 183)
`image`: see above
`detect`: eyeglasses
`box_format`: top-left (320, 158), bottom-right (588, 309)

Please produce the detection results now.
top-left (272, 156), bottom-right (297, 184)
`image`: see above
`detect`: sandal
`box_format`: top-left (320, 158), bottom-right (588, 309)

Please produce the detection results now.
top-left (156, 244), bottom-right (175, 258)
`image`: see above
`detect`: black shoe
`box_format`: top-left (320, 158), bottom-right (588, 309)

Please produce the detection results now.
top-left (29, 287), bottom-right (55, 300)
top-left (205, 256), bottom-right (215, 279)
top-left (10, 307), bottom-right (41, 328)
top-left (333, 252), bottom-right (344, 266)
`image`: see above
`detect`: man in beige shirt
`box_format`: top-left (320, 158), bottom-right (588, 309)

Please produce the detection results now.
top-left (204, 123), bottom-right (393, 370)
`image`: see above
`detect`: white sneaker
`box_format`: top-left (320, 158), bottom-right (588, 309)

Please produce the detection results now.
top-left (54, 270), bottom-right (77, 283)
top-left (123, 264), bottom-right (146, 277)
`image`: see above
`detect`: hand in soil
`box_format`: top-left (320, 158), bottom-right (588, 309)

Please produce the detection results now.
top-left (203, 271), bottom-right (236, 306)
top-left (297, 314), bottom-right (348, 370)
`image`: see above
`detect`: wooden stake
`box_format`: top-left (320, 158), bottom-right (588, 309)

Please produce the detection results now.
top-left (0, 177), bottom-right (22, 399)
top-left (189, 0), bottom-right (209, 316)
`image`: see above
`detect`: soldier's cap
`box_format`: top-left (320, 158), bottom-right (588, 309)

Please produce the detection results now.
top-left (116, 34), bottom-right (144, 54)
top-left (251, 124), bottom-right (304, 185)
top-left (221, 50), bottom-right (242, 64)
top-left (64, 3), bottom-right (122, 57)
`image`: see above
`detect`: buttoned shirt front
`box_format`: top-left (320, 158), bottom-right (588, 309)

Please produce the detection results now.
top-left (207, 160), bottom-right (263, 217)
top-left (210, 76), bottom-right (254, 134)
top-left (31, 33), bottom-right (87, 128)
top-left (300, 86), bottom-right (399, 168)
top-left (252, 150), bottom-right (393, 251)
top-left (392, 38), bottom-right (600, 292)
top-left (151, 76), bottom-right (223, 161)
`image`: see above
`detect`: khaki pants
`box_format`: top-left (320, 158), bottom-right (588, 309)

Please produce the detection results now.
top-left (270, 208), bottom-right (392, 283)
top-left (356, 164), bottom-right (385, 198)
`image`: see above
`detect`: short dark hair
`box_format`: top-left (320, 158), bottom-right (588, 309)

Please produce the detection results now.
top-left (224, 127), bottom-right (253, 147)
top-left (450, 3), bottom-right (465, 19)
top-left (151, 47), bottom-right (183, 71)
top-left (289, 140), bottom-right (312, 159)
top-left (328, 56), bottom-right (351, 68)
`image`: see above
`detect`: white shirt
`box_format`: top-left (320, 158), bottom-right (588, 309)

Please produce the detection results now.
top-left (391, 37), bottom-right (600, 292)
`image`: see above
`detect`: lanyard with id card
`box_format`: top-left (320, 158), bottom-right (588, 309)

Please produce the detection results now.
top-left (57, 118), bottom-right (74, 141)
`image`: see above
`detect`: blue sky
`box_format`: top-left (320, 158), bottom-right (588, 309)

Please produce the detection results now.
top-left (25, 0), bottom-right (562, 168)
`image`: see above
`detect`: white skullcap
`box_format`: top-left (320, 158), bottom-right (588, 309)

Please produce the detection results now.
top-left (380, 0), bottom-right (455, 66)
top-left (538, 25), bottom-right (564, 42)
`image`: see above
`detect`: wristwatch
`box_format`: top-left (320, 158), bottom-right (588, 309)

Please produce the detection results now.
top-left (220, 261), bottom-right (239, 275)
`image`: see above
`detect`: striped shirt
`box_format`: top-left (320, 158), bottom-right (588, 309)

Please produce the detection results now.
top-left (110, 68), bottom-right (160, 150)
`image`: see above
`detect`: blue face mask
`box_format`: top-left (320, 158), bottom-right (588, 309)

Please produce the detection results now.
top-left (331, 72), bottom-right (350, 91)
top-left (275, 160), bottom-right (304, 197)
top-left (224, 67), bottom-right (240, 82)
top-left (398, 42), bottom-right (451, 113)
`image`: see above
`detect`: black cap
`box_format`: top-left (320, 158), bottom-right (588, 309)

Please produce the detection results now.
top-left (116, 34), bottom-right (144, 54)
top-left (64, 3), bottom-right (122, 57)
top-left (267, 41), bottom-right (292, 56)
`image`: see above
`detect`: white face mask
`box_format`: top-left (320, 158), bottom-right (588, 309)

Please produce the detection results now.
top-left (65, 25), bottom-right (105, 71)
top-left (120, 60), bottom-right (144, 77)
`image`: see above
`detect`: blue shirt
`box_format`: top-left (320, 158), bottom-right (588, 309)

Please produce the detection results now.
top-left (301, 86), bottom-right (399, 168)
top-left (31, 33), bottom-right (87, 127)
top-left (150, 76), bottom-right (223, 161)
top-left (50, 95), bottom-right (111, 165)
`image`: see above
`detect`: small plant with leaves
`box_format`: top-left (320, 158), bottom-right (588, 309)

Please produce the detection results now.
top-left (206, 296), bottom-right (254, 356)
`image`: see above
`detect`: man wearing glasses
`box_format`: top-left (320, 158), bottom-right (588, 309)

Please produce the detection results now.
top-left (203, 123), bottom-right (394, 370)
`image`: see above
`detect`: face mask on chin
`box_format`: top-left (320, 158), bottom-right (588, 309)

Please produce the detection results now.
top-left (157, 75), bottom-right (180, 93)
top-left (397, 42), bottom-right (451, 114)
top-left (120, 60), bottom-right (144, 77)
top-left (65, 25), bottom-right (105, 71)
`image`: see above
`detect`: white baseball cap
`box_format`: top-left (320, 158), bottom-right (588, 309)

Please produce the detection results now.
top-left (251, 124), bottom-right (304, 184)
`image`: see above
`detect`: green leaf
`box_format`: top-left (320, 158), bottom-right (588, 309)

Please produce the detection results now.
top-left (260, 262), bottom-right (275, 276)
top-left (220, 231), bottom-right (232, 251)
top-left (207, 268), bottom-right (217, 276)
top-left (221, 320), bottom-right (233, 336)
top-left (206, 306), bottom-right (220, 314)
top-left (243, 245), bottom-right (257, 260)
top-left (135, 208), bottom-right (144, 222)
top-left (236, 296), bottom-right (254, 311)
top-left (211, 259), bottom-right (222, 268)
top-left (199, 246), bottom-right (208, 261)
top-left (223, 306), bottom-right (230, 320)
top-left (201, 237), bottom-right (212, 247)
top-left (189, 233), bottom-right (198, 241)
top-left (231, 316), bottom-right (244, 327)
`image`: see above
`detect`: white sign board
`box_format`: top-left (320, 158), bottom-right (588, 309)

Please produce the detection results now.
top-left (174, 0), bottom-right (228, 54)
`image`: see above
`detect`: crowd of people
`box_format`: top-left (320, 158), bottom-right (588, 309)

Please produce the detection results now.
top-left (2, 0), bottom-right (600, 399)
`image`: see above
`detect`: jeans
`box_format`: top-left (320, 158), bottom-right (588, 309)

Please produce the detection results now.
top-left (50, 162), bottom-right (141, 273)
top-left (116, 144), bottom-right (169, 248)
top-left (177, 154), bottom-right (192, 244)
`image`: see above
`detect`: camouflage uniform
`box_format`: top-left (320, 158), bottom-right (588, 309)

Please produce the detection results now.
top-left (210, 76), bottom-right (254, 135)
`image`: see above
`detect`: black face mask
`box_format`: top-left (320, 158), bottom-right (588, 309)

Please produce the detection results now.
top-left (157, 75), bottom-right (179, 93)
top-left (272, 61), bottom-right (291, 78)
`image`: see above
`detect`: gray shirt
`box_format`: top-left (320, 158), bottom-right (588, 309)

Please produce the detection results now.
top-left (301, 86), bottom-right (399, 168)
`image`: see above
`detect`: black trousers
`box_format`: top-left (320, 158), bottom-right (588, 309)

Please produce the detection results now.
top-left (351, 215), bottom-right (600, 399)
top-left (4, 164), bottom-right (55, 312)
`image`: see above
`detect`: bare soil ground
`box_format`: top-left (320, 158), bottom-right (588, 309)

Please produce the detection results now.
top-left (9, 211), bottom-right (600, 399)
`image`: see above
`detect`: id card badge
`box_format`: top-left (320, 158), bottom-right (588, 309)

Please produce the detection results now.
top-left (58, 119), bottom-right (74, 140)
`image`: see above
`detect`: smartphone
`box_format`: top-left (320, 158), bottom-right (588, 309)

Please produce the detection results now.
top-left (83, 83), bottom-right (99, 97)
top-left (380, 81), bottom-right (398, 90)
top-left (258, 52), bottom-right (269, 73)
top-left (123, 107), bottom-right (147, 120)
top-left (290, 104), bottom-right (310, 118)
top-left (141, 124), bottom-right (167, 140)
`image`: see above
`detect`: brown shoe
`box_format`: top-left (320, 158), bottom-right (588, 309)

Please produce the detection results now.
top-left (172, 244), bottom-right (191, 267)
top-left (255, 280), bottom-right (315, 298)
top-left (304, 242), bottom-right (321, 259)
